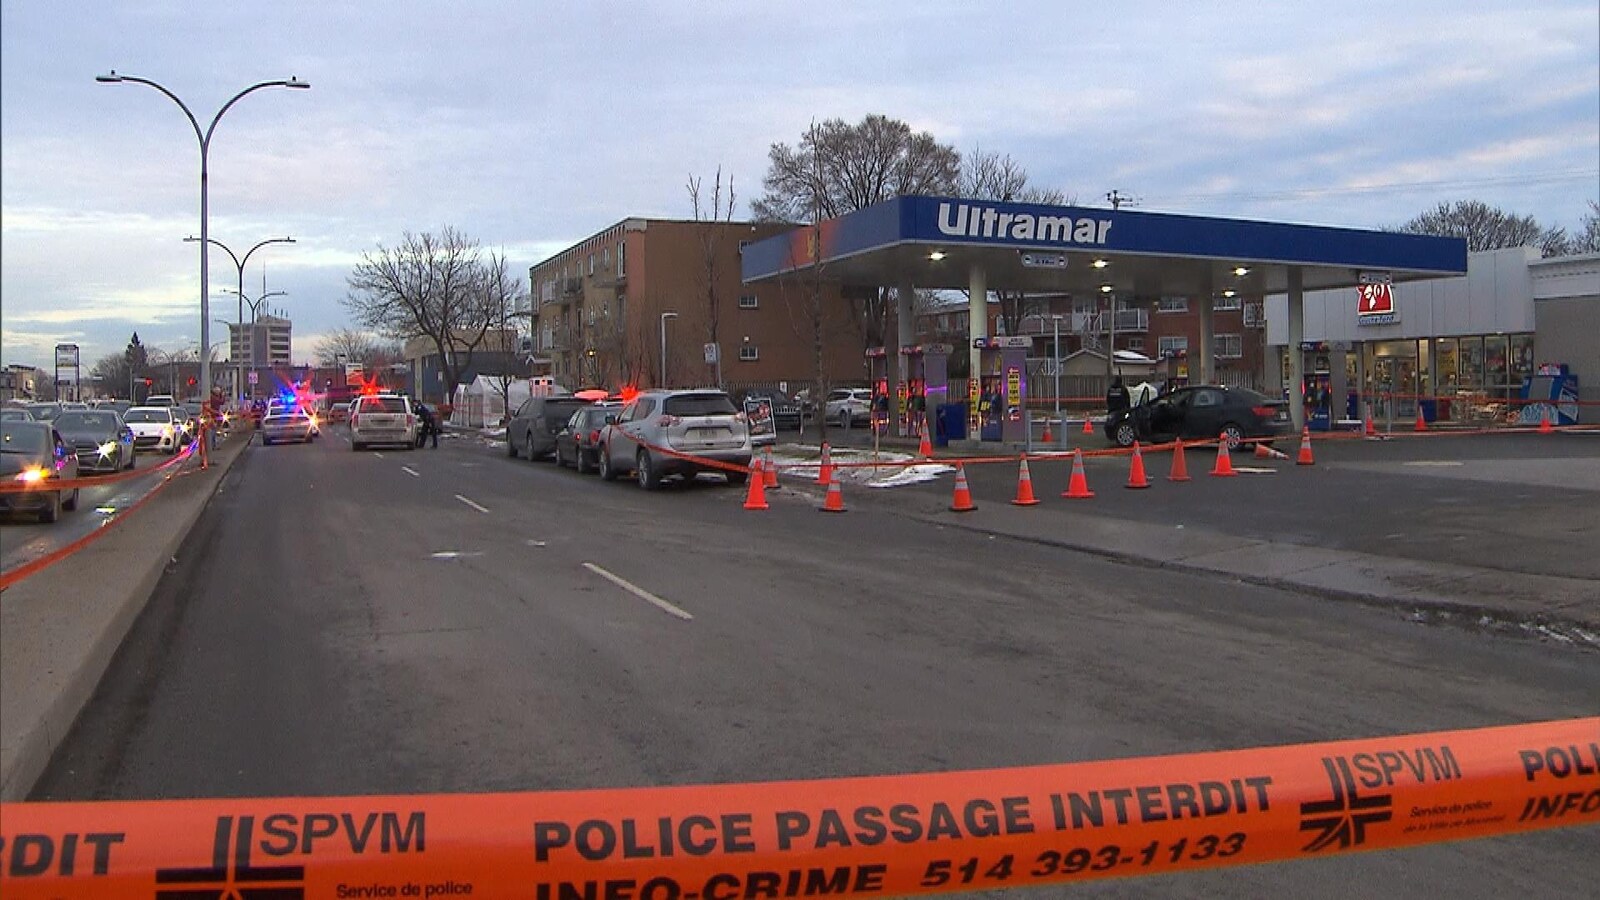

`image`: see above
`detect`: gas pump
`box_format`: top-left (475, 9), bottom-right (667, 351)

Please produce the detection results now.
top-left (899, 345), bottom-right (926, 436)
top-left (973, 337), bottom-right (1031, 443)
top-left (1301, 342), bottom-right (1333, 431)
top-left (865, 347), bottom-right (891, 435)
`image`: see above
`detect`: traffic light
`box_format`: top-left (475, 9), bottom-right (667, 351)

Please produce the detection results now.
top-left (144, 378), bottom-right (154, 387)
top-left (187, 376), bottom-right (197, 387)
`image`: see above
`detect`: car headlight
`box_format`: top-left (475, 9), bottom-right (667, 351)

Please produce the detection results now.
top-left (13, 467), bottom-right (46, 483)
top-left (98, 441), bottom-right (117, 458)
top-left (162, 426), bottom-right (174, 437)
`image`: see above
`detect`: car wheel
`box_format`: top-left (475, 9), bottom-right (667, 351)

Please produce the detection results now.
top-left (1221, 423), bottom-right (1245, 449)
top-left (1114, 421), bottom-right (1137, 448)
top-left (597, 445), bottom-right (617, 481)
top-left (39, 492), bottom-right (59, 524)
top-left (507, 435), bottom-right (519, 458)
top-left (263, 436), bottom-right (273, 446)
top-left (636, 450), bottom-right (662, 490)
top-left (352, 441), bottom-right (365, 452)
top-left (725, 467), bottom-right (749, 486)
top-left (575, 448), bottom-right (593, 475)
top-left (63, 488), bottom-right (79, 511)
top-left (838, 410), bottom-right (850, 429)
top-left (124, 453), bottom-right (136, 470)
top-left (525, 432), bottom-right (539, 463)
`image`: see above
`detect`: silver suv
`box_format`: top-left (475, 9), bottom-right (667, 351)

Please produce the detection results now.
top-left (349, 394), bottom-right (417, 451)
top-left (597, 389), bottom-right (751, 489)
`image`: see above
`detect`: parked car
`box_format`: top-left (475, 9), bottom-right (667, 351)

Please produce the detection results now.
top-left (738, 387), bottom-right (802, 431)
top-left (60, 401), bottom-right (90, 412)
top-left (597, 389), bottom-right (751, 489)
top-left (1, 408), bottom-right (34, 422)
top-left (24, 402), bottom-right (62, 422)
top-left (554, 403), bottom-right (619, 474)
top-left (52, 409), bottom-right (136, 473)
top-left (145, 394), bottom-right (177, 408)
top-left (123, 406), bottom-right (183, 454)
top-left (0, 420), bottom-right (79, 522)
top-left (507, 395), bottom-right (591, 461)
top-left (1104, 385), bottom-right (1290, 449)
top-left (262, 408), bottom-right (317, 445)
top-left (349, 394), bottom-right (417, 450)
top-left (823, 388), bottom-right (874, 427)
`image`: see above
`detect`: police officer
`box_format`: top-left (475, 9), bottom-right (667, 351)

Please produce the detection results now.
top-left (415, 400), bottom-right (439, 449)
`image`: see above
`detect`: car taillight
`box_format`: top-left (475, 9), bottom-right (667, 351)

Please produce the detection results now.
top-left (1251, 406), bottom-right (1276, 419)
top-left (657, 415), bottom-right (681, 427)
top-left (406, 414), bottom-right (416, 427)
top-left (589, 429), bottom-right (600, 443)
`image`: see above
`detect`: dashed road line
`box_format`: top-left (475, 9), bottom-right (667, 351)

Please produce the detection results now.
top-left (401, 466), bottom-right (421, 477)
top-left (582, 562), bottom-right (694, 621)
top-left (455, 494), bottom-right (490, 514)
top-left (373, 452), bottom-right (385, 459)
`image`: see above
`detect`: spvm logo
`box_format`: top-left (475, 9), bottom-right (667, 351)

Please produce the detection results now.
top-left (1299, 756), bottom-right (1395, 852)
top-left (154, 815), bottom-right (304, 900)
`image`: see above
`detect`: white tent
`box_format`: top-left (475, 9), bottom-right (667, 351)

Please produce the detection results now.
top-left (450, 376), bottom-right (546, 427)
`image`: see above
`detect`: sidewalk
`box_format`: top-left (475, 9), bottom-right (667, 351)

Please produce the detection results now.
top-left (1, 431), bottom-right (252, 799)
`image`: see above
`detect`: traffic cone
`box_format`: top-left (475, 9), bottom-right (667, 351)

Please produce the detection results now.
top-left (1538, 411), bottom-right (1553, 434)
top-left (1062, 448), bottom-right (1095, 498)
top-left (1082, 417), bottom-right (1094, 435)
top-left (1168, 439), bottom-right (1192, 482)
top-left (918, 427), bottom-right (933, 459)
top-left (820, 471), bottom-right (846, 512)
top-left (1012, 458), bottom-right (1041, 506)
top-left (1041, 421), bottom-right (1053, 444)
top-left (763, 447), bottom-right (779, 488)
top-left (1364, 415), bottom-right (1376, 437)
top-left (817, 442), bottom-right (833, 485)
top-left (1253, 442), bottom-right (1287, 461)
top-left (1126, 441), bottom-right (1151, 489)
top-left (1414, 408), bottom-right (1428, 431)
top-left (1296, 427), bottom-right (1315, 466)
top-left (1211, 433), bottom-right (1238, 477)
top-left (743, 459), bottom-right (769, 510)
top-left (949, 463), bottom-right (976, 512)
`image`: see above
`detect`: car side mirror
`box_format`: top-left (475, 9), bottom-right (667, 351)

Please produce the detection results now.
top-left (604, 414), bottom-right (618, 425)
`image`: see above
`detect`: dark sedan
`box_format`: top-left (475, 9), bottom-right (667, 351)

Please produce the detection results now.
top-left (0, 421), bottom-right (80, 522)
top-left (1105, 385), bottom-right (1289, 449)
top-left (555, 403), bottom-right (619, 474)
top-left (52, 409), bottom-right (136, 473)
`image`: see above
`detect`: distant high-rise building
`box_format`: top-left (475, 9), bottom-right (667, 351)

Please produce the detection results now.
top-left (230, 314), bottom-right (293, 367)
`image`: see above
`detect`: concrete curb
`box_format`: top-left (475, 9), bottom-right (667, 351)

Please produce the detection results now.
top-left (0, 434), bottom-right (252, 800)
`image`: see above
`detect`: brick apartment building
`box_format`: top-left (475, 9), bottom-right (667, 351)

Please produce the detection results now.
top-left (528, 219), bottom-right (864, 393)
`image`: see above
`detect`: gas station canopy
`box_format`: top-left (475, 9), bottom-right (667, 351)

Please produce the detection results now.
top-left (740, 195), bottom-right (1467, 294)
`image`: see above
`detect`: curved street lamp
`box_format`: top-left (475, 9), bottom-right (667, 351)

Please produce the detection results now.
top-left (97, 70), bottom-right (310, 403)
top-left (187, 235), bottom-right (295, 398)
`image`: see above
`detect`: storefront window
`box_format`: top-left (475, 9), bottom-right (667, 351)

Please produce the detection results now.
top-left (1459, 337), bottom-right (1484, 388)
top-left (1436, 339), bottom-right (1459, 390)
top-left (1485, 334), bottom-right (1509, 398)
top-left (1510, 333), bottom-right (1535, 385)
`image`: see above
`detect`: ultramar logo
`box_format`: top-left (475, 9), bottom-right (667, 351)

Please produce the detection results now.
top-left (154, 811), bottom-right (424, 899)
top-left (1299, 745), bottom-right (1460, 852)
top-left (936, 201), bottom-right (1112, 246)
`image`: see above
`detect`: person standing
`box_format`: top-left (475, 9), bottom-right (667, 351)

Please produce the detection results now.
top-left (416, 401), bottom-right (439, 449)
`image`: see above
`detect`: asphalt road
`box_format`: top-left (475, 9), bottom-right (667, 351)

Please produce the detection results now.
top-left (33, 427), bottom-right (1599, 897)
top-left (0, 444), bottom-right (196, 573)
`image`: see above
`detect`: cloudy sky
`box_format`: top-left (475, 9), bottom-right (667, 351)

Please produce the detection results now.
top-left (3, 1), bottom-right (1596, 375)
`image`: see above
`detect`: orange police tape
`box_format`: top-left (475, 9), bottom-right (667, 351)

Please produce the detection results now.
top-left (0, 437), bottom-right (200, 494)
top-left (1, 718), bottom-right (1595, 898)
top-left (0, 441), bottom-right (202, 592)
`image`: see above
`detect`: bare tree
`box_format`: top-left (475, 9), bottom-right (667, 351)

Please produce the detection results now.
top-left (1399, 200), bottom-right (1562, 254)
top-left (480, 247), bottom-right (529, 418)
top-left (961, 148), bottom-right (1070, 336)
top-left (688, 167), bottom-right (737, 386)
top-left (1574, 200), bottom-right (1600, 255)
top-left (344, 227), bottom-right (503, 402)
top-left (754, 114), bottom-right (961, 350)
top-left (313, 327), bottom-right (380, 367)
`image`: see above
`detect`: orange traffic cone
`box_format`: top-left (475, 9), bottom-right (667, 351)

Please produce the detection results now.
top-left (1539, 411), bottom-right (1553, 434)
top-left (1414, 408), bottom-right (1428, 431)
top-left (1211, 433), bottom-right (1238, 477)
top-left (1253, 442), bottom-right (1287, 461)
top-left (949, 463), bottom-right (976, 512)
top-left (1364, 415), bottom-right (1376, 438)
top-left (1168, 439), bottom-right (1192, 482)
top-left (820, 471), bottom-right (846, 512)
top-left (817, 442), bottom-right (834, 485)
top-left (1062, 448), bottom-right (1095, 498)
top-left (1011, 458), bottom-right (1040, 506)
top-left (1126, 441), bottom-right (1151, 489)
top-left (1082, 417), bottom-right (1094, 435)
top-left (1297, 427), bottom-right (1315, 466)
top-left (743, 459), bottom-right (769, 510)
top-left (918, 427), bottom-right (933, 459)
top-left (763, 447), bottom-right (779, 488)
top-left (1041, 421), bottom-right (1053, 444)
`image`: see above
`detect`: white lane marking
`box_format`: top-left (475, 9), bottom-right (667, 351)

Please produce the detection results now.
top-left (527, 539), bottom-right (547, 547)
top-left (582, 562), bottom-right (694, 621)
top-left (401, 466), bottom-right (421, 477)
top-left (1231, 466), bottom-right (1278, 474)
top-left (455, 493), bottom-right (491, 513)
top-left (430, 551), bottom-right (484, 559)
top-left (1403, 460), bottom-right (1465, 467)
top-left (373, 452), bottom-right (385, 459)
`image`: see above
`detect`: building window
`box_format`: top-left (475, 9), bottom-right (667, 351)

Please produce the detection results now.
top-left (738, 294), bottom-right (759, 309)
top-left (602, 246), bottom-right (609, 268)
top-left (1213, 294), bottom-right (1243, 311)
top-left (1243, 302), bottom-right (1264, 327)
top-left (1126, 337), bottom-right (1145, 351)
top-left (588, 253), bottom-right (595, 276)
top-left (739, 345), bottom-right (759, 361)
top-left (1157, 296), bottom-right (1188, 313)
top-left (616, 242), bottom-right (626, 277)
top-left (1158, 335), bottom-right (1189, 356)
top-left (1214, 333), bottom-right (1242, 359)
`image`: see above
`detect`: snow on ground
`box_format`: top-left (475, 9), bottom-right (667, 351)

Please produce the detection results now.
top-left (768, 445), bottom-right (954, 488)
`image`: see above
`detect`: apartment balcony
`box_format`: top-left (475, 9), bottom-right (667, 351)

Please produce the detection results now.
top-left (1075, 308), bottom-right (1149, 334)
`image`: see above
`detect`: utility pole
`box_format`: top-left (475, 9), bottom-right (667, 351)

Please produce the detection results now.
top-left (1106, 189), bottom-right (1132, 210)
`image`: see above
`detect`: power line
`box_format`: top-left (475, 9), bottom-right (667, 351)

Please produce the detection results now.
top-left (1149, 168), bottom-right (1598, 207)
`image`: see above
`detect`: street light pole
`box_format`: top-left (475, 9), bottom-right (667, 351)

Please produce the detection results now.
top-left (186, 235), bottom-right (294, 401)
top-left (97, 70), bottom-right (309, 405)
top-left (659, 311), bottom-right (678, 388)
top-left (1051, 314), bottom-right (1064, 423)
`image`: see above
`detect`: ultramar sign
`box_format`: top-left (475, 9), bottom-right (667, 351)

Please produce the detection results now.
top-left (937, 202), bottom-right (1112, 246)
